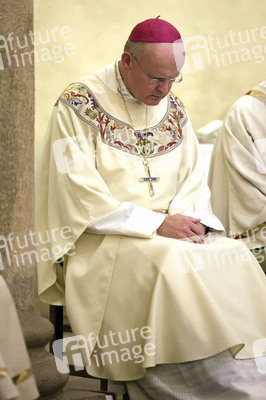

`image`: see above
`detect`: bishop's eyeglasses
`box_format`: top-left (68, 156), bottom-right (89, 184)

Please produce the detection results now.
top-left (132, 55), bottom-right (183, 86)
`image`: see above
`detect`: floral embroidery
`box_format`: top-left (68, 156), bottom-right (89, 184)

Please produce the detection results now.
top-left (136, 139), bottom-right (158, 155)
top-left (84, 108), bottom-right (97, 119)
top-left (135, 131), bottom-right (157, 155)
top-left (57, 82), bottom-right (187, 158)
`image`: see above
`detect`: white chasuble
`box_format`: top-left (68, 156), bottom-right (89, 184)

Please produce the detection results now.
top-left (36, 63), bottom-right (266, 381)
top-left (208, 82), bottom-right (266, 249)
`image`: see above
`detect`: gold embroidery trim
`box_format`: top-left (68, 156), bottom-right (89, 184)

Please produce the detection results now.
top-left (246, 90), bottom-right (266, 104)
top-left (0, 369), bottom-right (8, 378)
top-left (13, 368), bottom-right (33, 385)
top-left (232, 221), bottom-right (266, 240)
top-left (0, 368), bottom-right (33, 385)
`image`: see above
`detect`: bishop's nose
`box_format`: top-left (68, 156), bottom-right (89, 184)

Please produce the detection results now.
top-left (156, 80), bottom-right (172, 96)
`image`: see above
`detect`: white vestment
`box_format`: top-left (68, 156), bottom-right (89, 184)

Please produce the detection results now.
top-left (208, 82), bottom-right (266, 250)
top-left (36, 62), bottom-right (266, 382)
top-left (0, 276), bottom-right (39, 400)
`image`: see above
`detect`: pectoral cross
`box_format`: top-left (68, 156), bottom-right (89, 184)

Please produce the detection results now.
top-left (138, 159), bottom-right (160, 197)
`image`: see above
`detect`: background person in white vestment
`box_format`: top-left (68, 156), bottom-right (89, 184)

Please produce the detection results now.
top-left (36, 18), bottom-right (266, 399)
top-left (0, 275), bottom-right (39, 400)
top-left (208, 81), bottom-right (266, 273)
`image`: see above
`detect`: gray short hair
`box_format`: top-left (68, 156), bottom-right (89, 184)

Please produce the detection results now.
top-left (123, 40), bottom-right (148, 60)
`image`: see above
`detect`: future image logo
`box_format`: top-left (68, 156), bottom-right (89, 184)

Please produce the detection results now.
top-left (52, 135), bottom-right (92, 174)
top-left (53, 326), bottom-right (156, 374)
top-left (0, 26), bottom-right (75, 70)
top-left (182, 25), bottom-right (266, 73)
top-left (0, 226), bottom-right (75, 270)
top-left (53, 335), bottom-right (87, 374)
top-left (182, 35), bottom-right (211, 72)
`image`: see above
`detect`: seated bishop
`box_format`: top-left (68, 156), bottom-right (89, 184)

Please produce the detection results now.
top-left (36, 17), bottom-right (266, 400)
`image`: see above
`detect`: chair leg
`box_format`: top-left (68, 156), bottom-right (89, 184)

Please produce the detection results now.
top-left (100, 378), bottom-right (108, 391)
top-left (49, 304), bottom-right (64, 353)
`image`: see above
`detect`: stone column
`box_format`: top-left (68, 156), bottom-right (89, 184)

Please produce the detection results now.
top-left (0, 1), bottom-right (69, 398)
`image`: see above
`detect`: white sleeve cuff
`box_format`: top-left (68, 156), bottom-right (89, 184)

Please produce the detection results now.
top-left (86, 202), bottom-right (166, 238)
top-left (182, 204), bottom-right (225, 231)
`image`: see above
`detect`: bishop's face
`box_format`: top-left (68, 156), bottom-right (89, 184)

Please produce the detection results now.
top-left (120, 42), bottom-right (185, 106)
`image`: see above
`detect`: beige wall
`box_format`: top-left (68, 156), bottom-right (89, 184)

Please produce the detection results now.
top-left (34, 0), bottom-right (266, 153)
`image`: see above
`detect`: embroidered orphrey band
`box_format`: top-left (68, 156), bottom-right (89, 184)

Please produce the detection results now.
top-left (0, 367), bottom-right (33, 385)
top-left (246, 89), bottom-right (266, 104)
top-left (231, 221), bottom-right (266, 240)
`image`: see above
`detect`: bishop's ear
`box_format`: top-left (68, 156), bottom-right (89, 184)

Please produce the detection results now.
top-left (121, 52), bottom-right (134, 70)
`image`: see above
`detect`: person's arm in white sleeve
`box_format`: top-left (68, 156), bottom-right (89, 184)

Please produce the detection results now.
top-left (86, 201), bottom-right (166, 238)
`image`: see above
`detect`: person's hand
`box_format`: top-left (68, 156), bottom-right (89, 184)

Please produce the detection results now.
top-left (156, 213), bottom-right (206, 243)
